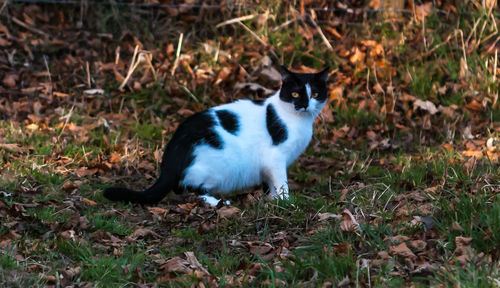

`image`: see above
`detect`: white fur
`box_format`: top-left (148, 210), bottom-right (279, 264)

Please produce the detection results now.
top-left (180, 90), bottom-right (326, 200)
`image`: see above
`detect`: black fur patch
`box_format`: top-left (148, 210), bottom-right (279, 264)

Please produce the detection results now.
top-left (103, 110), bottom-right (222, 204)
top-left (266, 104), bottom-right (288, 145)
top-left (161, 111), bottom-right (222, 191)
top-left (251, 99), bottom-right (265, 106)
top-left (216, 110), bottom-right (239, 135)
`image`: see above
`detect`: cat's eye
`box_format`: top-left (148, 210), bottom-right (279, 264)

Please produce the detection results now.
top-left (311, 93), bottom-right (319, 98)
top-left (291, 92), bottom-right (300, 98)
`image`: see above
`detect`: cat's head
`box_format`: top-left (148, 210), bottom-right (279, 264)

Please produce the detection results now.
top-left (278, 66), bottom-right (329, 116)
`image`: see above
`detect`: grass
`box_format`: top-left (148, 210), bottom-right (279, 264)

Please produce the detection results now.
top-left (0, 1), bottom-right (499, 287)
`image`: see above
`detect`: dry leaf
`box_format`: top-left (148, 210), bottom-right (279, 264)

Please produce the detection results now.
top-left (465, 99), bottom-right (482, 111)
top-left (81, 198), bottom-right (97, 206)
top-left (3, 74), bottom-right (18, 88)
top-left (248, 241), bottom-right (275, 261)
top-left (128, 228), bottom-right (160, 241)
top-left (390, 242), bottom-right (417, 259)
top-left (340, 209), bottom-right (360, 232)
top-left (148, 207), bottom-right (169, 217)
top-left (414, 99), bottom-right (438, 115)
top-left (109, 152), bottom-right (121, 163)
top-left (0, 143), bottom-right (27, 153)
top-left (216, 206), bottom-right (241, 219)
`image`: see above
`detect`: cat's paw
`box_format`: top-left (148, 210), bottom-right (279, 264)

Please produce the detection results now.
top-left (199, 194), bottom-right (221, 206)
top-left (276, 185), bottom-right (289, 200)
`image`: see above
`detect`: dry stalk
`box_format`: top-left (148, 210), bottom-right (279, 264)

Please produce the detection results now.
top-left (57, 105), bottom-right (75, 142)
top-left (216, 14), bottom-right (256, 28)
top-left (306, 10), bottom-right (333, 51)
top-left (119, 45), bottom-right (141, 90)
top-left (171, 33), bottom-right (184, 76)
top-left (12, 16), bottom-right (49, 38)
top-left (236, 20), bottom-right (279, 62)
top-left (43, 55), bottom-right (53, 97)
top-left (0, 0), bottom-right (8, 15)
top-left (85, 61), bottom-right (91, 88)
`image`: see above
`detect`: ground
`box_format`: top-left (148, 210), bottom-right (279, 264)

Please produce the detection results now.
top-left (0, 1), bottom-right (499, 287)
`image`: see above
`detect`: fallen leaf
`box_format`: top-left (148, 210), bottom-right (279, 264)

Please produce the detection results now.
top-left (465, 99), bottom-right (482, 111)
top-left (148, 207), bottom-right (169, 217)
top-left (3, 74), bottom-right (18, 88)
top-left (248, 241), bottom-right (275, 261)
top-left (109, 152), bottom-right (122, 163)
top-left (216, 206), bottom-right (241, 219)
top-left (128, 228), bottom-right (160, 241)
top-left (81, 198), bottom-right (97, 206)
top-left (0, 143), bottom-right (27, 153)
top-left (178, 202), bottom-right (197, 214)
top-left (390, 242), bottom-right (417, 259)
top-left (340, 209), bottom-right (360, 232)
top-left (414, 99), bottom-right (438, 115)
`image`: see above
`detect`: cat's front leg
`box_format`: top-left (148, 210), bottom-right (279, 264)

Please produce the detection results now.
top-left (264, 166), bottom-right (289, 200)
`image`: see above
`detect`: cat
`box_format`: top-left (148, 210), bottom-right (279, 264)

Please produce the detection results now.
top-left (103, 66), bottom-right (329, 205)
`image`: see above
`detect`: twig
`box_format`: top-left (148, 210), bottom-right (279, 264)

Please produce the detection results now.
top-left (43, 55), bottom-right (52, 97)
top-left (171, 33), bottom-right (183, 76)
top-left (0, 0), bottom-right (9, 15)
top-left (85, 61), bottom-right (91, 88)
top-left (11, 16), bottom-right (49, 37)
top-left (417, 30), bottom-right (459, 59)
top-left (216, 14), bottom-right (256, 28)
top-left (422, 8), bottom-right (427, 51)
top-left (236, 20), bottom-right (280, 62)
top-left (271, 17), bottom-right (299, 32)
top-left (237, 20), bottom-right (267, 46)
top-left (119, 45), bottom-right (140, 90)
top-left (57, 105), bottom-right (74, 141)
top-left (306, 11), bottom-right (333, 51)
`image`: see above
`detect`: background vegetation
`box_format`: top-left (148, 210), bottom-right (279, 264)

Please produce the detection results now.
top-left (0, 0), bottom-right (499, 286)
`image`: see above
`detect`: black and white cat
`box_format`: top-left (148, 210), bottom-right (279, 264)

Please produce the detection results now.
top-left (104, 66), bottom-right (329, 205)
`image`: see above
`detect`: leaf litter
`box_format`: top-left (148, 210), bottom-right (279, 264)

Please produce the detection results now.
top-left (0, 0), bottom-right (499, 287)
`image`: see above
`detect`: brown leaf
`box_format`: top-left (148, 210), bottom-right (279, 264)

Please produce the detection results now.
top-left (82, 198), bottom-right (97, 206)
top-left (128, 228), bottom-right (160, 241)
top-left (161, 256), bottom-right (192, 274)
top-left (390, 242), bottom-right (417, 259)
top-left (0, 143), bottom-right (27, 153)
top-left (59, 230), bottom-right (77, 241)
top-left (409, 240), bottom-right (427, 251)
top-left (216, 206), bottom-right (241, 219)
top-left (60, 266), bottom-right (81, 282)
top-left (147, 207), bottom-right (169, 217)
top-left (109, 152), bottom-right (121, 163)
top-left (61, 181), bottom-right (77, 194)
top-left (178, 202), bottom-right (197, 214)
top-left (248, 241), bottom-right (276, 261)
top-left (74, 167), bottom-right (97, 177)
top-left (340, 209), bottom-right (360, 232)
top-left (465, 99), bottom-right (482, 111)
top-left (184, 251), bottom-right (210, 275)
top-left (2, 74), bottom-right (18, 88)
top-left (90, 230), bottom-right (122, 244)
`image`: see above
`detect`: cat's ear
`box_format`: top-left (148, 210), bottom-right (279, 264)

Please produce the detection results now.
top-left (279, 66), bottom-right (294, 81)
top-left (316, 67), bottom-right (329, 82)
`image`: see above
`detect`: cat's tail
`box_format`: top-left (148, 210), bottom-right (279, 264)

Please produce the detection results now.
top-left (103, 173), bottom-right (174, 204)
